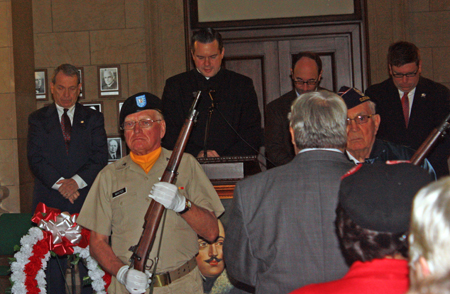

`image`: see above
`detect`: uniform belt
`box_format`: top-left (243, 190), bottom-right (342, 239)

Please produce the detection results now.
top-left (153, 256), bottom-right (197, 287)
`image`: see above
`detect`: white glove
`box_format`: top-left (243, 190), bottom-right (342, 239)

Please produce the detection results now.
top-left (117, 265), bottom-right (151, 294)
top-left (149, 182), bottom-right (186, 212)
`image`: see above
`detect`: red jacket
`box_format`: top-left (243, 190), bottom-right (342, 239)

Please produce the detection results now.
top-left (290, 258), bottom-right (409, 294)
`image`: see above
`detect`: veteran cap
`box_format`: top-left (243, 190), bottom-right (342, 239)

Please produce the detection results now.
top-left (338, 86), bottom-right (372, 110)
top-left (119, 92), bottom-right (162, 127)
top-left (339, 162), bottom-right (432, 233)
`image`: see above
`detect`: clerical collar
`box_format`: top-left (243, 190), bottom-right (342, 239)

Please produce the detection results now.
top-left (196, 67), bottom-right (222, 80)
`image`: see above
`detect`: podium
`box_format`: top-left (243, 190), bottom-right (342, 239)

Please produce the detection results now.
top-left (197, 155), bottom-right (261, 198)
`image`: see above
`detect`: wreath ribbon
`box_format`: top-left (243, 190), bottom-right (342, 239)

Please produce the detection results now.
top-left (31, 203), bottom-right (89, 255)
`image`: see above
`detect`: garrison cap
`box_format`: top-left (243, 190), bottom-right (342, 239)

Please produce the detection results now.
top-left (338, 86), bottom-right (372, 110)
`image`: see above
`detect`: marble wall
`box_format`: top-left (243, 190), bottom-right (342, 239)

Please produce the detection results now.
top-left (0, 0), bottom-right (35, 213)
top-left (366, 0), bottom-right (450, 90)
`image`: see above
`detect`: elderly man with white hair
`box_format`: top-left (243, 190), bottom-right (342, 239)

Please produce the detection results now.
top-left (408, 177), bottom-right (450, 293)
top-left (224, 90), bottom-right (354, 294)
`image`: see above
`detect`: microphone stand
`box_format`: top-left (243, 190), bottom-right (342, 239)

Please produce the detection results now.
top-left (203, 90), bottom-right (215, 158)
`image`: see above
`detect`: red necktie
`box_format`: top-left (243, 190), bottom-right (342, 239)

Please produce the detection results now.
top-left (61, 108), bottom-right (71, 153)
top-left (401, 92), bottom-right (409, 128)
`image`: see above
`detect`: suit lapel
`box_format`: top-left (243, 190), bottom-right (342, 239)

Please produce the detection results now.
top-left (45, 103), bottom-right (70, 159)
top-left (409, 79), bottom-right (427, 130)
top-left (69, 103), bottom-right (88, 155)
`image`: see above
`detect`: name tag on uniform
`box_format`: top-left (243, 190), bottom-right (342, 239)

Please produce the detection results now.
top-left (112, 187), bottom-right (127, 198)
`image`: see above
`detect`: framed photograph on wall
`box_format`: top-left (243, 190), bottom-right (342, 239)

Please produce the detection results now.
top-left (35, 69), bottom-right (48, 100)
top-left (98, 65), bottom-right (121, 97)
top-left (77, 67), bottom-right (85, 99)
top-left (80, 102), bottom-right (103, 113)
top-left (117, 100), bottom-right (125, 131)
top-left (107, 136), bottom-right (123, 162)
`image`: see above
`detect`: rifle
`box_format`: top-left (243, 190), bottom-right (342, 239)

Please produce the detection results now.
top-left (410, 112), bottom-right (450, 166)
top-left (130, 91), bottom-right (202, 273)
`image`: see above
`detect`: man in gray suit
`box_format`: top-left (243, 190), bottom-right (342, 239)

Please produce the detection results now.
top-left (224, 90), bottom-right (353, 294)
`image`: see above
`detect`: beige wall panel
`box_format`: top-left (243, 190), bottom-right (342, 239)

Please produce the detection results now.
top-left (34, 32), bottom-right (90, 68)
top-left (103, 99), bottom-right (119, 135)
top-left (0, 1), bottom-right (12, 47)
top-left (0, 47), bottom-right (14, 93)
top-left (366, 0), bottom-right (408, 86)
top-left (419, 47), bottom-right (433, 78)
top-left (1, 185), bottom-right (20, 213)
top-left (409, 0), bottom-right (429, 12)
top-left (430, 0), bottom-right (450, 10)
top-left (15, 93), bottom-right (34, 138)
top-left (52, 0), bottom-right (125, 32)
top-left (0, 93), bottom-right (16, 140)
top-left (126, 0), bottom-right (144, 28)
top-left (0, 139), bottom-right (14, 163)
top-left (81, 65), bottom-right (98, 100)
top-left (121, 64), bottom-right (129, 99)
top-left (32, 0), bottom-right (52, 34)
top-left (431, 47), bottom-right (450, 84)
top-left (17, 138), bottom-right (32, 185)
top-left (0, 161), bottom-right (19, 186)
top-left (409, 11), bottom-right (450, 47)
top-left (90, 28), bottom-right (145, 65)
top-left (128, 63), bottom-right (147, 95)
top-left (146, 0), bottom-right (186, 97)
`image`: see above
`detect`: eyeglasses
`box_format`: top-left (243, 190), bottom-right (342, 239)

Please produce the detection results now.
top-left (346, 115), bottom-right (374, 125)
top-left (122, 119), bottom-right (161, 130)
top-left (391, 69), bottom-right (419, 78)
top-left (292, 78), bottom-right (318, 86)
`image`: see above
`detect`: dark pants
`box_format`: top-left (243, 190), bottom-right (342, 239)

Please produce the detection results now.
top-left (46, 255), bottom-right (93, 294)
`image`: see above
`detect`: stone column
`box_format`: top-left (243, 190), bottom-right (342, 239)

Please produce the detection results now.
top-left (0, 0), bottom-right (35, 213)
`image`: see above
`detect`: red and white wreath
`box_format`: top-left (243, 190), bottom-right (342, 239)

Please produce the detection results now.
top-left (10, 203), bottom-right (111, 293)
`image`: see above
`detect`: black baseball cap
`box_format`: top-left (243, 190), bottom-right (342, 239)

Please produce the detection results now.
top-left (339, 162), bottom-right (432, 233)
top-left (119, 92), bottom-right (162, 127)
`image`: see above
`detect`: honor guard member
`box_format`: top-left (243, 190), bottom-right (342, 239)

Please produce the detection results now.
top-left (77, 92), bottom-right (224, 293)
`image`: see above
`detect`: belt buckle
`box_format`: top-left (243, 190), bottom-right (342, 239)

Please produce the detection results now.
top-left (153, 273), bottom-right (171, 287)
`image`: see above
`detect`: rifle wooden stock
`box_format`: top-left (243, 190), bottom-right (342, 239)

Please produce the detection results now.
top-left (131, 91), bottom-right (201, 273)
top-left (410, 112), bottom-right (450, 166)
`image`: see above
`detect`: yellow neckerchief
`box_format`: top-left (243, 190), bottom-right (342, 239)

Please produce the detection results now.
top-left (130, 147), bottom-right (162, 173)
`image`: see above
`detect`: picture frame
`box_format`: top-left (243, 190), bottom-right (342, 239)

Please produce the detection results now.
top-left (80, 102), bottom-right (103, 113)
top-left (98, 65), bottom-right (121, 98)
top-left (188, 0), bottom-right (361, 29)
top-left (77, 67), bottom-right (85, 99)
top-left (107, 136), bottom-right (123, 162)
top-left (117, 100), bottom-right (125, 131)
top-left (35, 69), bottom-right (48, 100)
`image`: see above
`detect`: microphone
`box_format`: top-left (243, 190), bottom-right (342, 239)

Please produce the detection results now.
top-left (203, 90), bottom-right (216, 158)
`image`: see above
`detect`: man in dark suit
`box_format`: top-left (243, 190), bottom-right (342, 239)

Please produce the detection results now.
top-left (161, 28), bottom-right (262, 158)
top-left (27, 63), bottom-right (108, 293)
top-left (224, 91), bottom-right (353, 294)
top-left (365, 41), bottom-right (450, 178)
top-left (265, 52), bottom-right (325, 167)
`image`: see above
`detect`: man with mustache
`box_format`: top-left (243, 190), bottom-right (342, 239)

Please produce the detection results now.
top-left (196, 220), bottom-right (234, 293)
